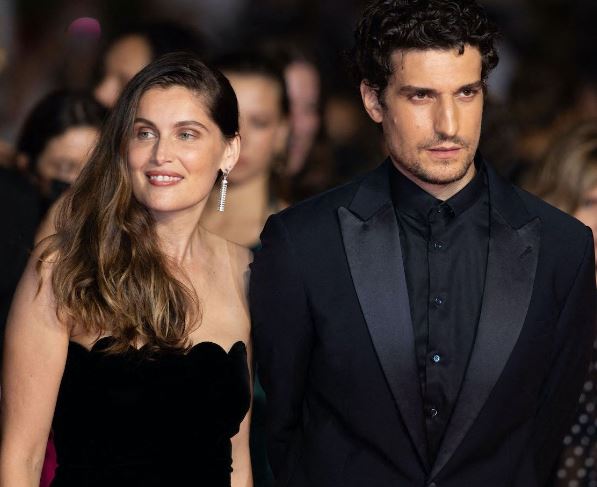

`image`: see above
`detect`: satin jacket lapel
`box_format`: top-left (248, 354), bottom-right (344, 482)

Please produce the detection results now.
top-left (338, 161), bottom-right (429, 471)
top-left (430, 167), bottom-right (541, 480)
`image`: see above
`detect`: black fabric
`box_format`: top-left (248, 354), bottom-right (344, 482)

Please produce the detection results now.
top-left (51, 338), bottom-right (250, 487)
top-left (0, 167), bottom-right (40, 365)
top-left (339, 204), bottom-right (429, 470)
top-left (389, 163), bottom-right (489, 461)
top-left (248, 242), bottom-right (275, 487)
top-left (250, 158), bottom-right (596, 487)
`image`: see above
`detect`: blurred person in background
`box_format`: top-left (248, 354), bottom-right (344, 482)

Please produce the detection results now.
top-left (275, 43), bottom-right (383, 203)
top-left (323, 86), bottom-right (383, 178)
top-left (262, 42), bottom-right (334, 203)
top-left (94, 22), bottom-right (206, 109)
top-left (524, 121), bottom-right (597, 486)
top-left (201, 50), bottom-right (289, 249)
top-left (15, 90), bottom-right (106, 217)
top-left (200, 50), bottom-right (289, 487)
top-left (0, 53), bottom-right (252, 487)
top-left (506, 57), bottom-right (597, 185)
top-left (283, 52), bottom-right (321, 178)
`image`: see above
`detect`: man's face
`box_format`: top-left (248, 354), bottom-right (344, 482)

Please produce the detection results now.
top-left (362, 46), bottom-right (484, 190)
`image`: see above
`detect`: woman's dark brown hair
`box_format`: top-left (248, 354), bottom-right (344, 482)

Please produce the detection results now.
top-left (39, 52), bottom-right (239, 353)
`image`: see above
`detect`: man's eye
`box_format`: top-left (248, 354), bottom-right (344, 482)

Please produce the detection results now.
top-left (460, 88), bottom-right (478, 98)
top-left (412, 92), bottom-right (428, 100)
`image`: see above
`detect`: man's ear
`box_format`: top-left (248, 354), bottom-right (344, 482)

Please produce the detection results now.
top-left (360, 81), bottom-right (384, 124)
top-left (220, 134), bottom-right (241, 174)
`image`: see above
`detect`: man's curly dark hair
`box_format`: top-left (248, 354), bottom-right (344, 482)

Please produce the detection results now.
top-left (350, 0), bottom-right (500, 96)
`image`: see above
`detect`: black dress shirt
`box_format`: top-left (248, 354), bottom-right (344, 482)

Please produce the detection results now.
top-left (390, 162), bottom-right (490, 462)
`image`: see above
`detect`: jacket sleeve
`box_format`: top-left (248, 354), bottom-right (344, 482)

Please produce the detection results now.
top-left (249, 213), bottom-right (314, 482)
top-left (533, 227), bottom-right (596, 485)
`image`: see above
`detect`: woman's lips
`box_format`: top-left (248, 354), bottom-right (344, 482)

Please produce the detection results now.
top-left (145, 171), bottom-right (184, 186)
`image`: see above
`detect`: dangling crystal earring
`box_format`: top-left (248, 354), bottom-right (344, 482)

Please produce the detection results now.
top-left (218, 169), bottom-right (229, 212)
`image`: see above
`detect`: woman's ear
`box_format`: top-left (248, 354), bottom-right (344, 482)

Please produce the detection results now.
top-left (219, 134), bottom-right (241, 174)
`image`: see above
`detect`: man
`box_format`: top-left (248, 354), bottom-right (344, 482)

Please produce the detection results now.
top-left (250, 1), bottom-right (596, 485)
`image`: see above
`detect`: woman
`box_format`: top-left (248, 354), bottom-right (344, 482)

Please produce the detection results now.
top-left (15, 90), bottom-right (106, 216)
top-left (0, 53), bottom-right (252, 487)
top-left (94, 22), bottom-right (205, 109)
top-left (525, 121), bottom-right (597, 486)
top-left (201, 50), bottom-right (289, 249)
top-left (283, 53), bottom-right (321, 178)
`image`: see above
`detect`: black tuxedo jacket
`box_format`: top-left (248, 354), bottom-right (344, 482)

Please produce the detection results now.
top-left (250, 159), bottom-right (596, 487)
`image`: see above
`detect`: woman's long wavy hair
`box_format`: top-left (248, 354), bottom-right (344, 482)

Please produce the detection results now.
top-left (38, 52), bottom-right (239, 353)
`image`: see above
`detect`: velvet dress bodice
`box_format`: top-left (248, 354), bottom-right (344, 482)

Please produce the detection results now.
top-left (51, 337), bottom-right (250, 487)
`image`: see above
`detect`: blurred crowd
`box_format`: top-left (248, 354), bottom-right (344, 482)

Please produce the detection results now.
top-left (1, 0), bottom-right (597, 485)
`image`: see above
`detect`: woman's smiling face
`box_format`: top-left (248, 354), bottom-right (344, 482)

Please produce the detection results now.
top-left (127, 85), bottom-right (239, 219)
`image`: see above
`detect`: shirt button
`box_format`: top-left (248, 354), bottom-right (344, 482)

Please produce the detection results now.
top-left (428, 483), bottom-right (438, 487)
top-left (429, 408), bottom-right (438, 418)
top-left (432, 354), bottom-right (441, 363)
top-left (432, 241), bottom-right (444, 250)
top-left (433, 296), bottom-right (444, 306)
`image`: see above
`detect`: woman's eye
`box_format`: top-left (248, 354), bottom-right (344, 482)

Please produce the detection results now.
top-left (136, 129), bottom-right (155, 140)
top-left (179, 131), bottom-right (196, 140)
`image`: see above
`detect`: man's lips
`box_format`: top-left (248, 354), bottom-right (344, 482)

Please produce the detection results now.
top-left (426, 146), bottom-right (463, 159)
top-left (145, 171), bottom-right (184, 186)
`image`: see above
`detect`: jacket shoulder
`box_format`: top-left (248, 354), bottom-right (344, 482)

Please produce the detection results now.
top-left (514, 186), bottom-right (592, 249)
top-left (275, 174), bottom-right (365, 229)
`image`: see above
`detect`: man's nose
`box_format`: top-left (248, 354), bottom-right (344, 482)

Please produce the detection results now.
top-left (434, 96), bottom-right (458, 139)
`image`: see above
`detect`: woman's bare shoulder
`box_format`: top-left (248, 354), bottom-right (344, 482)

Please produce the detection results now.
top-left (5, 237), bottom-right (69, 342)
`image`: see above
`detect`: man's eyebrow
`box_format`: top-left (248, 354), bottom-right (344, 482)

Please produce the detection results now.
top-left (397, 80), bottom-right (484, 96)
top-left (398, 86), bottom-right (438, 96)
top-left (455, 80), bottom-right (484, 93)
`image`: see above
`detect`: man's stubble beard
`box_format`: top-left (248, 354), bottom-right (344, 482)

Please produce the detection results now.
top-left (403, 152), bottom-right (475, 185)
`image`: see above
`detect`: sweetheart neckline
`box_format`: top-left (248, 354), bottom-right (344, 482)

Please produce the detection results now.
top-left (68, 338), bottom-right (246, 356)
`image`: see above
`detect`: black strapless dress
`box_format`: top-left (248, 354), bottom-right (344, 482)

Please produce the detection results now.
top-left (51, 337), bottom-right (250, 487)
